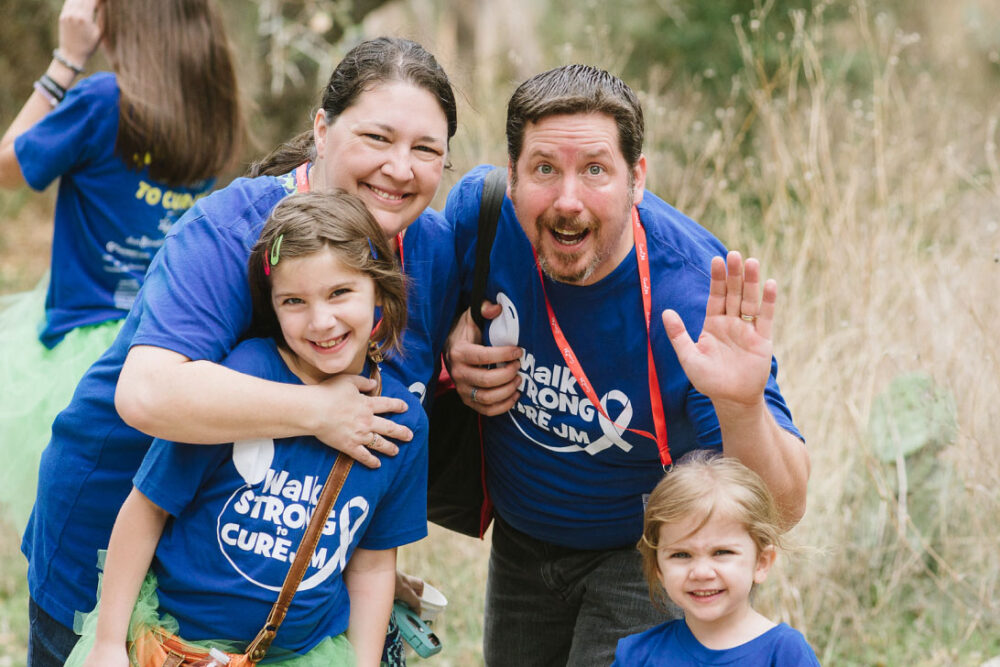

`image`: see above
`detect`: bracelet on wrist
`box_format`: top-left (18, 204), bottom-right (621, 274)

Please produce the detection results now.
top-left (33, 80), bottom-right (60, 108)
top-left (38, 73), bottom-right (67, 102)
top-left (52, 48), bottom-right (85, 76)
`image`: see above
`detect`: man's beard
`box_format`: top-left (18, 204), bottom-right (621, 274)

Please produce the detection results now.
top-left (534, 214), bottom-right (604, 284)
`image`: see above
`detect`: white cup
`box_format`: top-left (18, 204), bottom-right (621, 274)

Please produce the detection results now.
top-left (419, 582), bottom-right (448, 625)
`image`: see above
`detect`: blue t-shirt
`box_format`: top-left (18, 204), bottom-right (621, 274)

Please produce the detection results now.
top-left (136, 338), bottom-right (427, 654)
top-left (611, 619), bottom-right (821, 666)
top-left (14, 72), bottom-right (212, 347)
top-left (446, 165), bottom-right (802, 550)
top-left (23, 171), bottom-right (457, 628)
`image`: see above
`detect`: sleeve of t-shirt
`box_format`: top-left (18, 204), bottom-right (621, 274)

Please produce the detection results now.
top-left (772, 625), bottom-right (822, 665)
top-left (609, 634), bottom-right (640, 667)
top-left (133, 339), bottom-right (278, 515)
top-left (129, 203), bottom-right (255, 363)
top-left (14, 72), bottom-right (117, 191)
top-left (358, 397), bottom-right (429, 550)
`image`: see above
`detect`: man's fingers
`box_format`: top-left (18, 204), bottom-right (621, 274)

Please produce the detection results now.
top-left (451, 342), bottom-right (522, 370)
top-left (756, 278), bottom-right (778, 340)
top-left (480, 300), bottom-right (503, 320)
top-left (662, 309), bottom-right (695, 362)
top-left (475, 391), bottom-right (521, 417)
top-left (456, 357), bottom-right (521, 390)
top-left (468, 375), bottom-right (521, 408)
top-left (725, 251), bottom-right (744, 317)
top-left (740, 258), bottom-right (761, 319)
top-left (705, 256), bottom-right (728, 318)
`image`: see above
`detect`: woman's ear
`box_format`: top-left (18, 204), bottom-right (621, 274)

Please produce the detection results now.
top-left (753, 544), bottom-right (777, 585)
top-left (313, 110), bottom-right (329, 159)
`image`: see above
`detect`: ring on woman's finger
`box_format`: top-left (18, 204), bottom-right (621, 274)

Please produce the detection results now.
top-left (366, 433), bottom-right (378, 448)
top-left (740, 312), bottom-right (757, 323)
top-left (471, 387), bottom-right (480, 404)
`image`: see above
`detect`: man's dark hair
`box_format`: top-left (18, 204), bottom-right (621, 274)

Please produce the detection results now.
top-left (506, 64), bottom-right (644, 167)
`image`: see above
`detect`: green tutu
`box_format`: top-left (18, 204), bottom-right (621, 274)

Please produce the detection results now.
top-left (66, 553), bottom-right (356, 666)
top-left (0, 277), bottom-right (124, 533)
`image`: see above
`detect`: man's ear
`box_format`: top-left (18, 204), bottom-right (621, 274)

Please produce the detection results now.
top-left (506, 159), bottom-right (515, 199)
top-left (632, 154), bottom-right (647, 206)
top-left (753, 544), bottom-right (777, 585)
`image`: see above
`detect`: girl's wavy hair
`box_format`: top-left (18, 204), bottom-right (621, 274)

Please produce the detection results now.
top-left (637, 452), bottom-right (784, 609)
top-left (102, 0), bottom-right (244, 185)
top-left (248, 36), bottom-right (457, 177)
top-left (247, 191), bottom-right (407, 359)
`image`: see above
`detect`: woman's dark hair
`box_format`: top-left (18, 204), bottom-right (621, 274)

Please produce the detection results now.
top-left (102, 0), bottom-right (244, 185)
top-left (247, 191), bottom-right (408, 359)
top-left (249, 37), bottom-right (457, 178)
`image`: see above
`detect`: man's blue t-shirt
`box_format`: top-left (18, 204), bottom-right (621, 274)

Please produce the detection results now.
top-left (611, 619), bottom-right (821, 666)
top-left (137, 338), bottom-right (427, 654)
top-left (23, 171), bottom-right (457, 628)
top-left (14, 72), bottom-right (212, 347)
top-left (446, 165), bottom-right (802, 551)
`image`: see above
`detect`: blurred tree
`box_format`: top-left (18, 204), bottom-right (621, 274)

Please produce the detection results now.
top-left (246, 0), bottom-right (394, 150)
top-left (0, 0), bottom-right (60, 124)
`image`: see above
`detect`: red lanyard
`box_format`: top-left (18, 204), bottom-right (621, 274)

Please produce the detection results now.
top-left (533, 207), bottom-right (671, 468)
top-left (294, 162), bottom-right (405, 267)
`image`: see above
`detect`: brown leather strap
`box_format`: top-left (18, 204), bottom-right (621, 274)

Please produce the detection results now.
top-left (161, 651), bottom-right (185, 667)
top-left (244, 453), bottom-right (353, 662)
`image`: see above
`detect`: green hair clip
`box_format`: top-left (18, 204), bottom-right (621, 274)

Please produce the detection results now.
top-left (269, 234), bottom-right (284, 266)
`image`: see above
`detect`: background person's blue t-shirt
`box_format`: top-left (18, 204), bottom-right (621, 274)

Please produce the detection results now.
top-left (136, 338), bottom-right (428, 654)
top-left (23, 171), bottom-right (458, 629)
top-left (14, 72), bottom-right (212, 347)
top-left (446, 165), bottom-right (802, 551)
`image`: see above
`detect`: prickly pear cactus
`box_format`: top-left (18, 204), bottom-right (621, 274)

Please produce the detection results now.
top-left (868, 371), bottom-right (957, 462)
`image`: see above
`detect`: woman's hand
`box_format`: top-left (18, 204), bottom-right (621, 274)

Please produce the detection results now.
top-left (58, 0), bottom-right (103, 69)
top-left (308, 374), bottom-right (414, 469)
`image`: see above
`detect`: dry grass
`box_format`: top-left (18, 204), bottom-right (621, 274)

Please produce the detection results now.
top-left (2, 1), bottom-right (999, 665)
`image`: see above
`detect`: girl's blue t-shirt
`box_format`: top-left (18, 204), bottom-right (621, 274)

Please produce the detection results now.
top-left (14, 72), bottom-right (212, 347)
top-left (446, 165), bottom-right (802, 551)
top-left (136, 338), bottom-right (428, 654)
top-left (23, 172), bottom-right (458, 629)
top-left (612, 619), bottom-right (822, 666)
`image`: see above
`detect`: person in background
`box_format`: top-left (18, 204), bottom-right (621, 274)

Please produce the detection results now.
top-left (612, 453), bottom-right (821, 666)
top-left (444, 64), bottom-right (810, 666)
top-left (22, 36), bottom-right (457, 667)
top-left (0, 0), bottom-right (244, 532)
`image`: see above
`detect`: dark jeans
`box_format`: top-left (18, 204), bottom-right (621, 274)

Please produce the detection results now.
top-left (483, 514), bottom-right (679, 667)
top-left (28, 596), bottom-right (79, 667)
